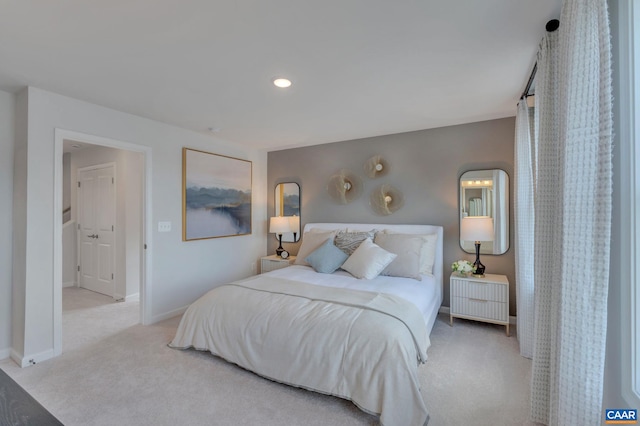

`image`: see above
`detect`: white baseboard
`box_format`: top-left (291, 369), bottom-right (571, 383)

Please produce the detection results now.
top-left (113, 293), bottom-right (139, 302)
top-left (12, 348), bottom-right (56, 368)
top-left (0, 347), bottom-right (10, 360)
top-left (150, 305), bottom-right (189, 324)
top-left (63, 281), bottom-right (76, 288)
top-left (438, 306), bottom-right (517, 325)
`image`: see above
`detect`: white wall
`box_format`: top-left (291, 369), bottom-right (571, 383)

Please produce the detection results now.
top-left (604, 0), bottom-right (623, 409)
top-left (11, 90), bottom-right (27, 361)
top-left (604, 0), bottom-right (639, 410)
top-left (61, 221), bottom-right (76, 287)
top-left (62, 150), bottom-right (75, 287)
top-left (124, 151), bottom-right (143, 299)
top-left (62, 153), bottom-right (71, 219)
top-left (0, 91), bottom-right (15, 358)
top-left (11, 86), bottom-right (268, 365)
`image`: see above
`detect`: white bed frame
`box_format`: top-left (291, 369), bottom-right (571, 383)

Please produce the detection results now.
top-left (303, 223), bottom-right (444, 333)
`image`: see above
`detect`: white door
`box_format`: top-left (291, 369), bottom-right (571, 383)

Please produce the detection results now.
top-left (77, 165), bottom-right (115, 297)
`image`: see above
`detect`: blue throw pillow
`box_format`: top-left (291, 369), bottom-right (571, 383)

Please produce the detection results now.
top-left (305, 237), bottom-right (349, 274)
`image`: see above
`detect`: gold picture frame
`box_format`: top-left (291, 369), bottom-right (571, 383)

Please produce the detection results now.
top-left (182, 148), bottom-right (252, 241)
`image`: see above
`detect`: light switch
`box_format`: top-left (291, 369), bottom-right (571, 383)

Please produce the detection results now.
top-left (158, 221), bottom-right (172, 232)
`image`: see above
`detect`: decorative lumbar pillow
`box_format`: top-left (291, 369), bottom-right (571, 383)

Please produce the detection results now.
top-left (305, 238), bottom-right (349, 274)
top-left (382, 230), bottom-right (438, 276)
top-left (294, 230), bottom-right (337, 266)
top-left (341, 238), bottom-right (397, 280)
top-left (374, 232), bottom-right (424, 280)
top-left (334, 230), bottom-right (376, 255)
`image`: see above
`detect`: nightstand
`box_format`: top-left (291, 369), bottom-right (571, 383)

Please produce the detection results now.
top-left (260, 255), bottom-right (296, 273)
top-left (450, 273), bottom-right (510, 336)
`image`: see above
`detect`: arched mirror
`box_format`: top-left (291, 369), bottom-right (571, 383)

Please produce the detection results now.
top-left (459, 169), bottom-right (509, 254)
top-left (275, 182), bottom-right (300, 242)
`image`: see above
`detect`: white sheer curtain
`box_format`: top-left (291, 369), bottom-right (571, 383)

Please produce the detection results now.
top-left (530, 25), bottom-right (561, 423)
top-left (530, 0), bottom-right (613, 424)
top-left (514, 99), bottom-right (535, 359)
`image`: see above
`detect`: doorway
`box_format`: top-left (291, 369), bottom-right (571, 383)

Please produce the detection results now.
top-left (54, 129), bottom-right (151, 357)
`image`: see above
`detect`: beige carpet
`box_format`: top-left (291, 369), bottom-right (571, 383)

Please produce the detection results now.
top-left (1, 287), bottom-right (537, 426)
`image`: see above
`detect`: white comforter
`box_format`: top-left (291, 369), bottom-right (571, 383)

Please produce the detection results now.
top-left (170, 274), bottom-right (430, 426)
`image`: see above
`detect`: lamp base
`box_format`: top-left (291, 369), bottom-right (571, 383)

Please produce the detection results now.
top-left (473, 241), bottom-right (486, 277)
top-left (276, 234), bottom-right (284, 256)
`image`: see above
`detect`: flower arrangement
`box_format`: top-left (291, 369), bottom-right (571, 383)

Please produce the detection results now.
top-left (451, 260), bottom-right (474, 276)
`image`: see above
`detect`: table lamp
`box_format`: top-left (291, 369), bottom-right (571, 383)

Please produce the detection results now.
top-left (270, 216), bottom-right (292, 257)
top-left (460, 216), bottom-right (494, 277)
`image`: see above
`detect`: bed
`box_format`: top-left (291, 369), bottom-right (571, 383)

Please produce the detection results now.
top-left (170, 223), bottom-right (443, 426)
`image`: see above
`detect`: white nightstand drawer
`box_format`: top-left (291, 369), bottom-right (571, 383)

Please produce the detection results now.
top-left (450, 279), bottom-right (507, 303)
top-left (451, 297), bottom-right (508, 322)
top-left (449, 272), bottom-right (510, 336)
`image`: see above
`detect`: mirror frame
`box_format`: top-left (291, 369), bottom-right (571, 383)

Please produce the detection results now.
top-left (275, 182), bottom-right (300, 242)
top-left (459, 169), bottom-right (509, 255)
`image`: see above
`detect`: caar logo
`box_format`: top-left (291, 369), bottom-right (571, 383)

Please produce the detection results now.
top-left (606, 409), bottom-right (638, 424)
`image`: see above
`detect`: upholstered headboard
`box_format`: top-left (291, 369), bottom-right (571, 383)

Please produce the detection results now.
top-left (303, 223), bottom-right (444, 305)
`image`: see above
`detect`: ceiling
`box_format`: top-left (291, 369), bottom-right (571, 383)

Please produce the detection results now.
top-left (0, 1), bottom-right (561, 151)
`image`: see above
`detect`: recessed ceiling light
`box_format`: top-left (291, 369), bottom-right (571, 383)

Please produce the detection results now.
top-left (208, 127), bottom-right (220, 133)
top-left (273, 78), bottom-right (292, 88)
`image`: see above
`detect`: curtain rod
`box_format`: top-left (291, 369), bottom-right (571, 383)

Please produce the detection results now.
top-left (520, 19), bottom-right (560, 99)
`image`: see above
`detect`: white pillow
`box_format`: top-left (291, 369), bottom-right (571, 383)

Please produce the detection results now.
top-left (417, 233), bottom-right (438, 275)
top-left (374, 232), bottom-right (423, 281)
top-left (382, 230), bottom-right (437, 276)
top-left (341, 238), bottom-right (397, 280)
top-left (294, 230), bottom-right (337, 266)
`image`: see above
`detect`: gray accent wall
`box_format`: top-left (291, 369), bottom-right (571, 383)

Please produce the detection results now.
top-left (268, 117), bottom-right (516, 314)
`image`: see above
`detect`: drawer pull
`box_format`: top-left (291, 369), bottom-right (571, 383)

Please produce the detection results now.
top-left (469, 298), bottom-right (488, 303)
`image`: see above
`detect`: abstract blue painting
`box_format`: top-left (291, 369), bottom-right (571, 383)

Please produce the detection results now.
top-left (183, 148), bottom-right (252, 240)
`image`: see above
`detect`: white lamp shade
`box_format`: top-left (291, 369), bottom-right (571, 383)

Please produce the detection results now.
top-left (461, 216), bottom-right (494, 241)
top-left (270, 216), bottom-right (291, 234)
top-left (288, 215), bottom-right (300, 231)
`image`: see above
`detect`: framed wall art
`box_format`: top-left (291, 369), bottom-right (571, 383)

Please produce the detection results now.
top-left (183, 148), bottom-right (252, 240)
